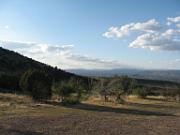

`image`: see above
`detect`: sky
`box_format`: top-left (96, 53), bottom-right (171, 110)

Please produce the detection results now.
top-left (0, 0), bottom-right (180, 69)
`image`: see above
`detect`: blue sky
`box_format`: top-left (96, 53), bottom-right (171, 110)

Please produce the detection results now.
top-left (0, 0), bottom-right (180, 69)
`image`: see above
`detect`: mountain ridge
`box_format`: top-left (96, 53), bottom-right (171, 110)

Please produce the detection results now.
top-left (67, 68), bottom-right (180, 83)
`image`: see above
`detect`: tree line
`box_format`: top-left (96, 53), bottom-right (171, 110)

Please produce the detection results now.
top-left (1, 69), bottom-right (180, 104)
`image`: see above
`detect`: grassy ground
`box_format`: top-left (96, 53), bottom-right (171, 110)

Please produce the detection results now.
top-left (0, 93), bottom-right (180, 135)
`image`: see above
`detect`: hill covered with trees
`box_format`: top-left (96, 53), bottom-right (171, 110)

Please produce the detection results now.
top-left (0, 47), bottom-right (76, 79)
top-left (0, 47), bottom-right (89, 93)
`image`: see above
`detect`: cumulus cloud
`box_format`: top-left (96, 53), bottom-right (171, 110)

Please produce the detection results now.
top-left (103, 19), bottom-right (162, 38)
top-left (104, 16), bottom-right (180, 51)
top-left (177, 24), bottom-right (180, 28)
top-left (66, 54), bottom-right (127, 69)
top-left (0, 40), bottom-right (73, 55)
top-left (0, 40), bottom-right (128, 69)
top-left (167, 16), bottom-right (180, 23)
top-left (167, 16), bottom-right (180, 27)
top-left (129, 30), bottom-right (180, 51)
top-left (129, 29), bottom-right (180, 51)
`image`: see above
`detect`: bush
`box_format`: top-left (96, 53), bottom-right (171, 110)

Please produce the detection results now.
top-left (19, 69), bottom-right (52, 100)
top-left (133, 87), bottom-right (148, 98)
top-left (110, 76), bottom-right (136, 103)
top-left (52, 80), bottom-right (82, 105)
top-left (0, 74), bottom-right (20, 93)
top-left (53, 81), bottom-right (74, 101)
top-left (62, 94), bottom-right (80, 105)
top-left (162, 91), bottom-right (174, 97)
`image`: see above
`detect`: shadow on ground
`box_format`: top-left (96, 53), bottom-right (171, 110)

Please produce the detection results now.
top-left (126, 102), bottom-right (177, 109)
top-left (0, 128), bottom-right (45, 135)
top-left (146, 97), bottom-right (176, 102)
top-left (67, 103), bottom-right (175, 116)
top-left (44, 101), bottom-right (175, 117)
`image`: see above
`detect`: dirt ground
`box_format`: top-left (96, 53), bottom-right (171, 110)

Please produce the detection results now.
top-left (0, 93), bottom-right (180, 135)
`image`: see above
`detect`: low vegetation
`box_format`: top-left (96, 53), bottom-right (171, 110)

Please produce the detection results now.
top-left (0, 93), bottom-right (180, 135)
top-left (132, 87), bottom-right (148, 98)
top-left (1, 67), bottom-right (180, 105)
top-left (19, 69), bottom-right (52, 101)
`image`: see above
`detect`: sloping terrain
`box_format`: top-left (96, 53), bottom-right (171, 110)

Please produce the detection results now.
top-left (0, 47), bottom-right (89, 92)
top-left (0, 47), bottom-right (76, 80)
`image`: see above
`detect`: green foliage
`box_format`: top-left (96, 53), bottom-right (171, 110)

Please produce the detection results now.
top-left (162, 91), bottom-right (174, 97)
top-left (160, 85), bottom-right (180, 101)
top-left (96, 78), bottom-right (113, 102)
top-left (62, 94), bottom-right (80, 105)
top-left (52, 79), bottom-right (82, 105)
top-left (162, 89), bottom-right (180, 97)
top-left (111, 76), bottom-right (136, 103)
top-left (19, 69), bottom-right (52, 100)
top-left (54, 81), bottom-right (75, 100)
top-left (96, 76), bottom-right (136, 103)
top-left (0, 47), bottom-right (91, 94)
top-left (0, 74), bottom-right (20, 93)
top-left (132, 87), bottom-right (148, 98)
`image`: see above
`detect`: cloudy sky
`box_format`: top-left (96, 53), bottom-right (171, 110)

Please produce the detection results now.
top-left (0, 0), bottom-right (180, 69)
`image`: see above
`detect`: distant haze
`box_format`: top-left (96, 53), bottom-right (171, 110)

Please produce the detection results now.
top-left (67, 68), bottom-right (180, 82)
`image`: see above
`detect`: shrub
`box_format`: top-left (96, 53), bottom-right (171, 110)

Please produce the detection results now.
top-left (53, 81), bottom-right (74, 101)
top-left (53, 81), bottom-right (82, 105)
top-left (62, 94), bottom-right (80, 105)
top-left (0, 74), bottom-right (20, 93)
top-left (133, 87), bottom-right (148, 98)
top-left (19, 69), bottom-right (52, 100)
top-left (110, 76), bottom-right (136, 103)
top-left (162, 91), bottom-right (174, 97)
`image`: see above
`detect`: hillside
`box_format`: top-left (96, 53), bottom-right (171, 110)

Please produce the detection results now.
top-left (0, 47), bottom-right (76, 79)
top-left (0, 47), bottom-right (88, 92)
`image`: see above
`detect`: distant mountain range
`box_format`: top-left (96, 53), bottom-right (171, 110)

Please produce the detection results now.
top-left (67, 68), bottom-right (180, 83)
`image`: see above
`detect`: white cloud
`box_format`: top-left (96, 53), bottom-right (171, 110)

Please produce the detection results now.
top-left (0, 40), bottom-right (129, 69)
top-left (1, 40), bottom-right (179, 69)
top-left (167, 16), bottom-right (180, 23)
top-left (103, 19), bottom-right (162, 38)
top-left (0, 40), bottom-right (73, 54)
top-left (129, 29), bottom-right (180, 51)
top-left (177, 24), bottom-right (180, 28)
top-left (66, 54), bottom-right (128, 69)
top-left (104, 16), bottom-right (180, 51)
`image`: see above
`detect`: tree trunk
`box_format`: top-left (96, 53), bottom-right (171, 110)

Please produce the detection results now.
top-left (116, 94), bottom-right (124, 104)
top-left (104, 94), bottom-right (108, 102)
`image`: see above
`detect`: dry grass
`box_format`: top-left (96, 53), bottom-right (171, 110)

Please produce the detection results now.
top-left (0, 93), bottom-right (180, 135)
